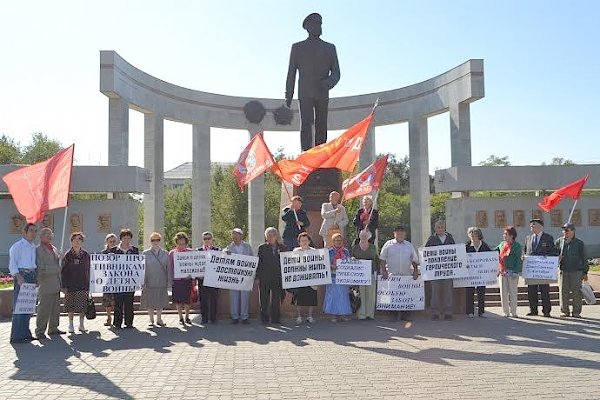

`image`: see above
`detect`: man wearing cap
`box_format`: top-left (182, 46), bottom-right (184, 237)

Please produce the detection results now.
top-left (285, 12), bottom-right (341, 151)
top-left (524, 218), bottom-right (557, 317)
top-left (555, 223), bottom-right (587, 318)
top-left (224, 228), bottom-right (254, 324)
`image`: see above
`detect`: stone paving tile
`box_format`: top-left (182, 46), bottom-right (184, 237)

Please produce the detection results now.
top-left (0, 306), bottom-right (599, 399)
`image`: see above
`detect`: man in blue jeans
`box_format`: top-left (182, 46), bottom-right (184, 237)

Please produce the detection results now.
top-left (9, 223), bottom-right (39, 343)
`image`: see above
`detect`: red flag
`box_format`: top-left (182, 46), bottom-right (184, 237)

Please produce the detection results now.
top-left (233, 134), bottom-right (275, 190)
top-left (2, 144), bottom-right (74, 223)
top-left (537, 175), bottom-right (588, 212)
top-left (342, 155), bottom-right (388, 201)
top-left (273, 112), bottom-right (373, 186)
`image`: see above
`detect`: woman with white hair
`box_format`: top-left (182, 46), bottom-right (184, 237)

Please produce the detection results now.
top-left (256, 227), bottom-right (287, 324)
top-left (351, 229), bottom-right (379, 320)
top-left (352, 195), bottom-right (379, 245)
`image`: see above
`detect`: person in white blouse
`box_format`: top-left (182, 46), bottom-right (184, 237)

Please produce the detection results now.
top-left (319, 191), bottom-right (349, 247)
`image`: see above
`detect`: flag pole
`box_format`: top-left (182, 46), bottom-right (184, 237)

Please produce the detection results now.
top-left (368, 189), bottom-right (380, 222)
top-left (273, 156), bottom-right (300, 224)
top-left (59, 206), bottom-right (69, 255)
top-left (566, 199), bottom-right (578, 224)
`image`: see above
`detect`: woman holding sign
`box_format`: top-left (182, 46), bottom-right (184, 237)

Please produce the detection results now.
top-left (100, 233), bottom-right (118, 327)
top-left (352, 229), bottom-right (379, 320)
top-left (465, 227), bottom-right (491, 318)
top-left (61, 232), bottom-right (91, 334)
top-left (323, 233), bottom-right (352, 322)
top-left (141, 232), bottom-right (171, 327)
top-left (495, 226), bottom-right (523, 318)
top-left (292, 232), bottom-right (318, 324)
top-left (169, 232), bottom-right (194, 325)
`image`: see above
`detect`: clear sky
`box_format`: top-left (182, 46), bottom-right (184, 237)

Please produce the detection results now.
top-left (1, 0), bottom-right (599, 173)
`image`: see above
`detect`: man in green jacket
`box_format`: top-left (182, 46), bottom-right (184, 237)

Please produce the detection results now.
top-left (555, 223), bottom-right (588, 318)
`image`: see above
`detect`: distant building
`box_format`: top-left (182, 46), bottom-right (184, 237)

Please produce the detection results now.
top-left (164, 162), bottom-right (234, 189)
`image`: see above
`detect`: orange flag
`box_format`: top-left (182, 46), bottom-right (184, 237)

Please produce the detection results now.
top-left (538, 175), bottom-right (589, 212)
top-left (2, 144), bottom-right (74, 223)
top-left (342, 155), bottom-right (388, 201)
top-left (233, 133), bottom-right (275, 190)
top-left (273, 112), bottom-right (374, 186)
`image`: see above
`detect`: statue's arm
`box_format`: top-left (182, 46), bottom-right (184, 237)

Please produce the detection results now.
top-left (285, 45), bottom-right (297, 104)
top-left (321, 44), bottom-right (341, 90)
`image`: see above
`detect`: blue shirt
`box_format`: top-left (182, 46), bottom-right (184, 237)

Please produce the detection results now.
top-left (9, 237), bottom-right (37, 275)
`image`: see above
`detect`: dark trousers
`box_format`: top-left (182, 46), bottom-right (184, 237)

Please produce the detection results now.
top-left (466, 286), bottom-right (486, 315)
top-left (113, 292), bottom-right (134, 327)
top-left (527, 284), bottom-right (551, 315)
top-left (259, 280), bottom-right (282, 323)
top-left (200, 285), bottom-right (219, 323)
top-left (299, 97), bottom-right (329, 151)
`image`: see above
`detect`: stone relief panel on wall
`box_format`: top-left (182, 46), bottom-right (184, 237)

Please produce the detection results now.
top-left (41, 214), bottom-right (54, 231)
top-left (97, 213), bottom-right (112, 233)
top-left (494, 210), bottom-right (506, 228)
top-left (531, 209), bottom-right (544, 222)
top-left (589, 209), bottom-right (600, 226)
top-left (571, 209), bottom-right (582, 226)
top-left (9, 215), bottom-right (26, 234)
top-left (550, 209), bottom-right (563, 227)
top-left (70, 213), bottom-right (83, 233)
top-left (476, 210), bottom-right (488, 228)
top-left (513, 210), bottom-right (526, 227)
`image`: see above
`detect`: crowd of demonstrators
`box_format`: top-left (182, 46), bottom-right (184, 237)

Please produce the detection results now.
top-left (6, 194), bottom-right (591, 344)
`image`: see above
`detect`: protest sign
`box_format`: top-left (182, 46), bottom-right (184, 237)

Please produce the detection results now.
top-left (376, 276), bottom-right (425, 311)
top-left (14, 283), bottom-right (37, 314)
top-left (522, 256), bottom-right (559, 281)
top-left (453, 251), bottom-right (500, 288)
top-left (419, 243), bottom-right (469, 281)
top-left (280, 249), bottom-right (331, 289)
top-left (173, 251), bottom-right (207, 279)
top-left (203, 252), bottom-right (258, 291)
top-left (335, 259), bottom-right (372, 286)
top-left (89, 253), bottom-right (145, 293)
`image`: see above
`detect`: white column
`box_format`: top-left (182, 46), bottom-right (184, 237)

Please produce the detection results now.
top-left (359, 124), bottom-right (376, 170)
top-left (408, 116), bottom-right (430, 247)
top-left (108, 97), bottom-right (129, 166)
top-left (143, 113), bottom-right (164, 240)
top-left (192, 123), bottom-right (211, 248)
top-left (450, 102), bottom-right (472, 167)
top-left (247, 124), bottom-right (265, 252)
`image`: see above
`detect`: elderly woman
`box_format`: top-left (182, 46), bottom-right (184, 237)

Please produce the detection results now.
top-left (494, 226), bottom-right (523, 318)
top-left (351, 229), bottom-right (379, 320)
top-left (100, 233), bottom-right (118, 327)
top-left (353, 195), bottom-right (379, 245)
top-left (323, 233), bottom-right (352, 322)
top-left (465, 227), bottom-right (492, 318)
top-left (61, 232), bottom-right (91, 334)
top-left (169, 232), bottom-right (194, 325)
top-left (319, 191), bottom-right (349, 247)
top-left (256, 227), bottom-right (287, 324)
top-left (292, 232), bottom-right (318, 324)
top-left (141, 232), bottom-right (171, 327)
top-left (35, 228), bottom-right (64, 337)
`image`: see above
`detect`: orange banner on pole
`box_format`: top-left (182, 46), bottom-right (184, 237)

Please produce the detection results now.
top-left (342, 155), bottom-right (388, 201)
top-left (233, 133), bottom-right (275, 190)
top-left (538, 175), bottom-right (589, 212)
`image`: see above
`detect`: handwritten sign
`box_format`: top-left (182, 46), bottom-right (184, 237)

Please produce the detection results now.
top-left (335, 259), bottom-right (372, 286)
top-left (419, 244), bottom-right (469, 281)
top-left (280, 249), bottom-right (332, 289)
top-left (173, 251), bottom-right (207, 279)
top-left (453, 251), bottom-right (499, 288)
top-left (14, 283), bottom-right (37, 314)
top-left (522, 256), bottom-right (559, 281)
top-left (376, 276), bottom-right (425, 311)
top-left (203, 252), bottom-right (258, 291)
top-left (89, 253), bottom-right (146, 293)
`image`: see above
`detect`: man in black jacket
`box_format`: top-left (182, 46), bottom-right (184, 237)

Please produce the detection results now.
top-left (523, 218), bottom-right (557, 317)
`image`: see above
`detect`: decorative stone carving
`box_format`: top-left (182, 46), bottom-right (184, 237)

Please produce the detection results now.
top-left (9, 215), bottom-right (25, 234)
top-left (476, 210), bottom-right (488, 228)
top-left (273, 105), bottom-right (293, 125)
top-left (572, 209), bottom-right (582, 226)
top-left (550, 209), bottom-right (563, 227)
top-left (97, 213), bottom-right (112, 233)
top-left (70, 213), bottom-right (83, 233)
top-left (494, 210), bottom-right (506, 228)
top-left (41, 214), bottom-right (54, 231)
top-left (589, 209), bottom-right (600, 226)
top-left (243, 100), bottom-right (266, 124)
top-left (532, 209), bottom-right (544, 222)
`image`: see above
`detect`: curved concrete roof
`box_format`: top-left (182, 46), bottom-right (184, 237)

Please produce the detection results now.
top-left (100, 50), bottom-right (484, 130)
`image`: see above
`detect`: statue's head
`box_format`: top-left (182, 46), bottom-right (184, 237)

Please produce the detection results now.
top-left (303, 13), bottom-right (322, 38)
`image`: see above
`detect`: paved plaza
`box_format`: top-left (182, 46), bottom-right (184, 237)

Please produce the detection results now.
top-left (0, 306), bottom-right (599, 399)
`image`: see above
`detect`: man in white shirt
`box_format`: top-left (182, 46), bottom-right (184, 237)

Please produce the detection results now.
top-left (9, 223), bottom-right (38, 343)
top-left (379, 225), bottom-right (419, 321)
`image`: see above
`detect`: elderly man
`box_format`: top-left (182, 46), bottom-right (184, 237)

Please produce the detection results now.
top-left (35, 228), bottom-right (65, 338)
top-left (555, 223), bottom-right (587, 318)
top-left (256, 227), bottom-right (287, 324)
top-left (9, 223), bottom-right (38, 343)
top-left (320, 191), bottom-right (349, 247)
top-left (224, 228), bottom-right (254, 324)
top-left (379, 225), bottom-right (419, 321)
top-left (425, 220), bottom-right (456, 320)
top-left (524, 218), bottom-right (556, 317)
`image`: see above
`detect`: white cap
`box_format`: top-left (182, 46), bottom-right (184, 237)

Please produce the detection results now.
top-left (232, 228), bottom-right (244, 235)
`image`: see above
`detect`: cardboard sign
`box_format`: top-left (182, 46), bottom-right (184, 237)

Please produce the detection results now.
top-left (376, 276), bottom-right (425, 311)
top-left (203, 252), bottom-right (258, 291)
top-left (89, 253), bottom-right (145, 293)
top-left (335, 259), bottom-right (372, 286)
top-left (173, 251), bottom-right (207, 279)
top-left (453, 251), bottom-right (500, 288)
top-left (280, 249), bottom-right (332, 289)
top-left (522, 256), bottom-right (559, 281)
top-left (14, 283), bottom-right (37, 314)
top-left (419, 244), bottom-right (469, 281)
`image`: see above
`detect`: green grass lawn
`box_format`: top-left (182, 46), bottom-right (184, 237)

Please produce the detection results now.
top-left (590, 265), bottom-right (600, 273)
top-left (0, 282), bottom-right (13, 290)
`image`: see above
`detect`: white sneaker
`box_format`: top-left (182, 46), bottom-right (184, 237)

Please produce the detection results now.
top-left (307, 316), bottom-right (315, 324)
top-left (68, 323), bottom-right (75, 333)
top-left (295, 316), bottom-right (303, 325)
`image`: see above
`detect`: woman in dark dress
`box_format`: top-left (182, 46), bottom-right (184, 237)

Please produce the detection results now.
top-left (465, 226), bottom-right (492, 318)
top-left (169, 232), bottom-right (194, 325)
top-left (100, 233), bottom-right (118, 326)
top-left (292, 232), bottom-right (318, 324)
top-left (61, 232), bottom-right (90, 334)
top-left (353, 195), bottom-right (379, 245)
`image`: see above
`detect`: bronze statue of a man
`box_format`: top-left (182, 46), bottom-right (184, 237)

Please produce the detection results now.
top-left (285, 13), bottom-right (340, 151)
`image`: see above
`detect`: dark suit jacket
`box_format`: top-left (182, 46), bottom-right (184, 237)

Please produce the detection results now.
top-left (256, 243), bottom-right (287, 284)
top-left (282, 208), bottom-right (310, 241)
top-left (286, 38), bottom-right (340, 100)
top-left (425, 233), bottom-right (455, 247)
top-left (524, 232), bottom-right (557, 256)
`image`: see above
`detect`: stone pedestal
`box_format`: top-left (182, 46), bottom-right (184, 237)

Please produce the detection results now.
top-left (294, 168), bottom-right (342, 248)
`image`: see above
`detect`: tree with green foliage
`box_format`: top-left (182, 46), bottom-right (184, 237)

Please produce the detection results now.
top-left (478, 154), bottom-right (511, 166)
top-left (0, 134), bottom-right (21, 164)
top-left (21, 132), bottom-right (63, 164)
top-left (542, 157), bottom-right (575, 166)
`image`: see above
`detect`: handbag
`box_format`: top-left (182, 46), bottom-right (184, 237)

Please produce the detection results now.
top-left (581, 282), bottom-right (596, 305)
top-left (85, 296), bottom-right (97, 320)
top-left (349, 286), bottom-right (361, 313)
